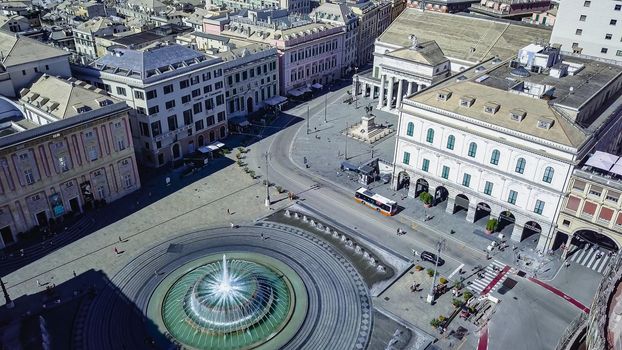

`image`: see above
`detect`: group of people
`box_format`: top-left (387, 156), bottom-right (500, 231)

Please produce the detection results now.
top-left (396, 228), bottom-right (407, 236)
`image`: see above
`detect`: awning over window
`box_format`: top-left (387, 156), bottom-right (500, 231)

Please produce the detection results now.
top-left (198, 142), bottom-right (225, 153)
top-left (311, 83), bottom-right (323, 89)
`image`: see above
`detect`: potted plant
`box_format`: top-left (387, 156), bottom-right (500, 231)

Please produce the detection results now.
top-left (485, 218), bottom-right (498, 234)
top-left (439, 277), bottom-right (448, 284)
top-left (463, 291), bottom-right (473, 302)
top-left (452, 298), bottom-right (463, 308)
top-left (427, 268), bottom-right (435, 277)
top-left (419, 192), bottom-right (433, 208)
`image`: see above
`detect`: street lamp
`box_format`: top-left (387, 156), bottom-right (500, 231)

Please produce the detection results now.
top-left (354, 66), bottom-right (359, 109)
top-left (427, 239), bottom-right (446, 304)
top-left (324, 92), bottom-right (328, 123)
top-left (306, 104), bottom-right (310, 134)
top-left (264, 152), bottom-right (270, 207)
top-left (344, 121), bottom-right (349, 160)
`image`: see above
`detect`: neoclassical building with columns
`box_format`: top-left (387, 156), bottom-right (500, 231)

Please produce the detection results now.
top-left (354, 37), bottom-right (450, 112)
top-left (392, 47), bottom-right (622, 251)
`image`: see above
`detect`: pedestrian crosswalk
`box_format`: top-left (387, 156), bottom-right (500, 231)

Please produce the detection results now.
top-left (467, 260), bottom-right (509, 295)
top-left (568, 246), bottom-right (612, 274)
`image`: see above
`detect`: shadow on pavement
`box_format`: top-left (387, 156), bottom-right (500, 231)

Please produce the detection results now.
top-left (0, 269), bottom-right (171, 349)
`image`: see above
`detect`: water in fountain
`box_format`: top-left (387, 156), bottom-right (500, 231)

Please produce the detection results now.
top-left (161, 255), bottom-right (292, 349)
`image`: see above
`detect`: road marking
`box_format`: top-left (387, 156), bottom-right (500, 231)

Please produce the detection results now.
top-left (477, 326), bottom-right (488, 350)
top-left (597, 255), bottom-right (610, 273)
top-left (448, 263), bottom-right (464, 279)
top-left (528, 277), bottom-right (590, 314)
top-left (481, 265), bottom-right (511, 295)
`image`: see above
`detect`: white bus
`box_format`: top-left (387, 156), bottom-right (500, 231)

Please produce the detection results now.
top-left (354, 187), bottom-right (397, 216)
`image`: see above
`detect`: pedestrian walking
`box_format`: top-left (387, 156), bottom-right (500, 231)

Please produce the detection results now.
top-left (36, 280), bottom-right (40, 287)
top-left (227, 208), bottom-right (231, 215)
top-left (72, 270), bottom-right (76, 277)
top-left (118, 236), bottom-right (122, 242)
top-left (114, 247), bottom-right (119, 254)
top-left (230, 222), bottom-right (234, 228)
top-left (565, 261), bottom-right (570, 268)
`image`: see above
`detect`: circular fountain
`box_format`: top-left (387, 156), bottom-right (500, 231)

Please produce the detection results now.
top-left (157, 254), bottom-right (300, 350)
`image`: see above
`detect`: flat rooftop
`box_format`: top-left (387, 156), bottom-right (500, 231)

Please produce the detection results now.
top-left (378, 9), bottom-right (551, 64)
top-left (480, 56), bottom-right (622, 110)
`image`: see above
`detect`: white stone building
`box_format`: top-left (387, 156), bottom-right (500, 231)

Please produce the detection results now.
top-left (353, 9), bottom-right (552, 113)
top-left (311, 2), bottom-right (358, 75)
top-left (215, 41), bottom-right (279, 117)
top-left (551, 0), bottom-right (622, 62)
top-left (392, 45), bottom-right (622, 251)
top-left (72, 44), bottom-right (228, 168)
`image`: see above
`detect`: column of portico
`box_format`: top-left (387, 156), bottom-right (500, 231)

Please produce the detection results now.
top-left (377, 74), bottom-right (386, 109)
top-left (386, 76), bottom-right (394, 109)
top-left (445, 196), bottom-right (455, 214)
top-left (510, 222), bottom-right (524, 242)
top-left (396, 79), bottom-right (404, 109)
top-left (406, 81), bottom-right (413, 96)
top-left (465, 202), bottom-right (477, 223)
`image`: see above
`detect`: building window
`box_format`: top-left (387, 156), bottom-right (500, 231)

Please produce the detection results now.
top-left (534, 200), bottom-right (545, 215)
top-left (606, 191), bottom-right (620, 203)
top-left (216, 95), bottom-right (224, 105)
top-left (206, 115), bottom-right (215, 126)
top-left (146, 90), bottom-right (157, 100)
top-left (515, 158), bottom-right (526, 174)
top-left (462, 173), bottom-right (471, 187)
top-left (579, 15), bottom-right (586, 21)
top-left (163, 84), bottom-right (174, 94)
top-left (422, 158), bottom-right (430, 172)
top-left (611, 19), bottom-right (618, 25)
top-left (182, 95), bottom-right (191, 104)
top-left (441, 165), bottom-right (450, 179)
top-left (192, 89), bottom-right (201, 98)
top-left (58, 156), bottom-right (69, 172)
top-left (97, 186), bottom-right (105, 198)
top-left (123, 174), bottom-right (132, 188)
top-left (151, 121), bottom-right (161, 136)
top-left (483, 181), bottom-right (493, 195)
top-left (562, 220), bottom-right (571, 227)
top-left (572, 180), bottom-right (586, 192)
top-left (489, 149), bottom-right (500, 165)
top-left (617, 50), bottom-right (622, 56)
top-left (190, 76), bottom-right (199, 85)
top-left (508, 190), bottom-right (518, 204)
top-left (566, 195), bottom-right (581, 211)
top-left (616, 4), bottom-right (622, 11)
top-left (542, 166), bottom-right (554, 183)
top-left (446, 135), bottom-right (455, 150)
top-left (426, 128), bottom-right (435, 143)
top-left (606, 33), bottom-right (613, 40)
top-left (195, 119), bottom-right (204, 130)
top-left (193, 102), bottom-right (202, 114)
top-left (134, 90), bottom-right (144, 100)
top-left (575, 29), bottom-right (583, 35)
top-left (148, 106), bottom-right (159, 115)
top-left (602, 48), bottom-right (609, 54)
top-left (402, 152), bottom-right (410, 165)
top-left (165, 100), bottom-right (176, 109)
top-left (183, 110), bottom-right (193, 125)
top-left (87, 145), bottom-right (98, 161)
top-left (24, 169), bottom-right (35, 185)
top-left (468, 142), bottom-right (477, 157)
top-left (583, 1), bottom-right (590, 7)
top-left (589, 185), bottom-right (603, 197)
top-left (180, 80), bottom-right (190, 89)
top-left (167, 115), bottom-right (177, 131)
top-left (406, 122), bottom-right (414, 136)
top-left (116, 87), bottom-right (126, 96)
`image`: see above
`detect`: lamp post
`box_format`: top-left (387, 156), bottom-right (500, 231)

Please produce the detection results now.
top-left (264, 152), bottom-right (270, 207)
top-left (427, 239), bottom-right (446, 304)
top-left (1, 277), bottom-right (14, 309)
top-left (306, 104), bottom-right (310, 134)
top-left (324, 92), bottom-right (328, 123)
top-left (344, 121), bottom-right (349, 160)
top-left (354, 66), bottom-right (359, 109)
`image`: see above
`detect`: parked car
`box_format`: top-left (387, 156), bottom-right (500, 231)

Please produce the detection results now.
top-left (420, 251), bottom-right (445, 266)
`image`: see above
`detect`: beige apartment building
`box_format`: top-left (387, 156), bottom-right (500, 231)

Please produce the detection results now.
top-left (0, 75), bottom-right (140, 248)
top-left (556, 151), bottom-right (622, 256)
